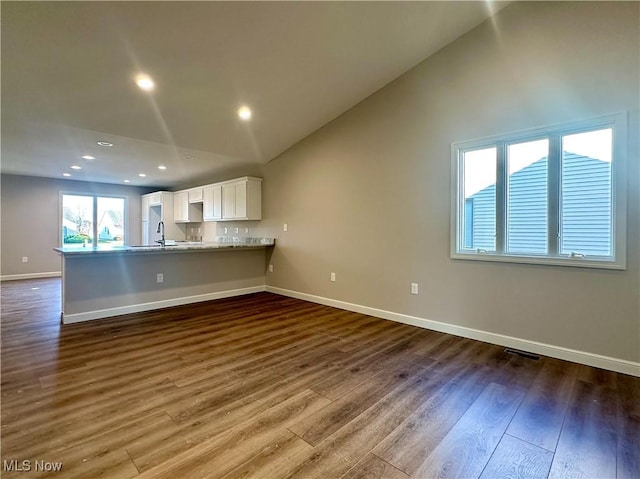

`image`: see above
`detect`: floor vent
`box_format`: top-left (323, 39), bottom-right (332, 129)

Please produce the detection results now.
top-left (504, 348), bottom-right (540, 360)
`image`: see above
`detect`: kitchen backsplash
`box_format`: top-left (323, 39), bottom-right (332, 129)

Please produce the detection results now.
top-left (177, 220), bottom-right (271, 242)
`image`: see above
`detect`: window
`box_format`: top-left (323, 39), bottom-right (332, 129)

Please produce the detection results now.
top-left (451, 113), bottom-right (626, 269)
top-left (61, 194), bottom-right (126, 246)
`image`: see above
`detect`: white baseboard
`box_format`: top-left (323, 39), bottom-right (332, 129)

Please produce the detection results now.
top-left (1, 271), bottom-right (61, 282)
top-left (266, 286), bottom-right (640, 377)
top-left (63, 286), bottom-right (266, 324)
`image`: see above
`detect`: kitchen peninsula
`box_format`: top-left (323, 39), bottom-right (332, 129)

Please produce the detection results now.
top-left (54, 238), bottom-right (274, 324)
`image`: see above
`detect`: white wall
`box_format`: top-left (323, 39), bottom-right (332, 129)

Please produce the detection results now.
top-left (262, 2), bottom-right (640, 367)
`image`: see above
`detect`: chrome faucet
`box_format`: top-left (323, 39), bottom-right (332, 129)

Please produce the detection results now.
top-left (156, 221), bottom-right (165, 246)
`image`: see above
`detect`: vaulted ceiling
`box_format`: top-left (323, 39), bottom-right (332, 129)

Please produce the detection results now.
top-left (2, 1), bottom-right (507, 187)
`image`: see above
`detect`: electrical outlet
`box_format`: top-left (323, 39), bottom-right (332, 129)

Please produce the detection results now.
top-left (411, 282), bottom-right (419, 295)
top-left (245, 227), bottom-right (249, 234)
top-left (235, 227), bottom-right (239, 234)
top-left (22, 256), bottom-right (28, 263)
top-left (156, 273), bottom-right (164, 283)
top-left (268, 264), bottom-right (274, 273)
top-left (283, 223), bottom-right (288, 232)
top-left (224, 227), bottom-right (228, 234)
top-left (330, 272), bottom-right (336, 282)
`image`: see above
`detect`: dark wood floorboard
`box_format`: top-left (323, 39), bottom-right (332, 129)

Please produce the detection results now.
top-left (479, 434), bottom-right (554, 479)
top-left (1, 278), bottom-right (638, 479)
top-left (372, 363), bottom-right (492, 475)
top-left (617, 372), bottom-right (640, 479)
top-left (506, 359), bottom-right (578, 451)
top-left (548, 380), bottom-right (618, 479)
top-left (341, 454), bottom-right (409, 479)
top-left (412, 382), bottom-right (525, 478)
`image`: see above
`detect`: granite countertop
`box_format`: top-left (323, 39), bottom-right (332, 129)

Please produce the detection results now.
top-left (54, 237), bottom-right (275, 255)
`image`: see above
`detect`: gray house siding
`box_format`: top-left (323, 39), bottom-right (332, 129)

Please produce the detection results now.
top-left (507, 157), bottom-right (548, 254)
top-left (465, 153), bottom-right (611, 256)
top-left (561, 153), bottom-right (612, 255)
top-left (468, 185), bottom-right (496, 251)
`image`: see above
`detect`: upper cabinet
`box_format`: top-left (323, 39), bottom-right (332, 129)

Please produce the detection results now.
top-left (222, 177), bottom-right (262, 221)
top-left (203, 177), bottom-right (261, 222)
top-left (143, 177), bottom-right (261, 226)
top-left (203, 184), bottom-right (222, 221)
top-left (141, 191), bottom-right (181, 243)
top-left (142, 191), bottom-right (172, 215)
top-left (188, 188), bottom-right (204, 203)
top-left (174, 190), bottom-right (203, 223)
top-left (173, 191), bottom-right (189, 222)
top-left (141, 195), bottom-right (150, 222)
top-left (148, 192), bottom-right (163, 206)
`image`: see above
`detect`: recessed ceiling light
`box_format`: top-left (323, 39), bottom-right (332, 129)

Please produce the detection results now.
top-left (158, 165), bottom-right (167, 170)
top-left (138, 173), bottom-right (147, 177)
top-left (97, 141), bottom-right (113, 147)
top-left (238, 106), bottom-right (252, 121)
top-left (135, 74), bottom-right (155, 92)
top-left (70, 165), bottom-right (82, 170)
top-left (63, 173), bottom-right (71, 177)
top-left (81, 155), bottom-right (95, 160)
top-left (123, 179), bottom-right (131, 183)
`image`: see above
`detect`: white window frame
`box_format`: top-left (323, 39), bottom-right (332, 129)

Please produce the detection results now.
top-left (450, 112), bottom-right (627, 270)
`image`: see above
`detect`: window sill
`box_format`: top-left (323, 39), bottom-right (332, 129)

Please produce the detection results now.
top-left (450, 251), bottom-right (626, 270)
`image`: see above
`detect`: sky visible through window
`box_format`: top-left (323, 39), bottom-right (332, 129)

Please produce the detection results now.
top-left (463, 128), bottom-right (612, 198)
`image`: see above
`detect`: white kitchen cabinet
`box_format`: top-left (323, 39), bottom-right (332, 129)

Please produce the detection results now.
top-left (174, 190), bottom-right (203, 223)
top-left (203, 184), bottom-right (222, 221)
top-left (143, 191), bottom-right (170, 208)
top-left (141, 195), bottom-right (150, 222)
top-left (222, 183), bottom-right (237, 219)
top-left (140, 191), bottom-right (181, 244)
top-left (213, 185), bottom-right (222, 219)
top-left (148, 192), bottom-right (162, 206)
top-left (188, 188), bottom-right (203, 203)
top-left (221, 177), bottom-right (262, 221)
top-left (141, 221), bottom-right (149, 245)
top-left (173, 191), bottom-right (189, 222)
top-left (185, 177), bottom-right (261, 223)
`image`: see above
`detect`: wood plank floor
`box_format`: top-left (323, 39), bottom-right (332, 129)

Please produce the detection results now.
top-left (1, 278), bottom-right (638, 479)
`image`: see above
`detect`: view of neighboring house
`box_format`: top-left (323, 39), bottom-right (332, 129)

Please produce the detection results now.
top-left (97, 209), bottom-right (124, 242)
top-left (464, 152), bottom-right (612, 256)
top-left (62, 197), bottom-right (124, 244)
